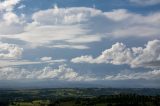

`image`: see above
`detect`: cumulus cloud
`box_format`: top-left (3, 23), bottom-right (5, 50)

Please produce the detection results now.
top-left (71, 40), bottom-right (160, 68)
top-left (0, 65), bottom-right (96, 81)
top-left (0, 42), bottom-right (23, 59)
top-left (130, 0), bottom-right (160, 6)
top-left (0, 64), bottom-right (159, 81)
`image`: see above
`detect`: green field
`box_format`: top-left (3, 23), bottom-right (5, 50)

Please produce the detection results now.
top-left (0, 88), bottom-right (160, 106)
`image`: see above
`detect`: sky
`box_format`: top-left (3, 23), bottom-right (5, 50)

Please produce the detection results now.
top-left (0, 0), bottom-right (160, 88)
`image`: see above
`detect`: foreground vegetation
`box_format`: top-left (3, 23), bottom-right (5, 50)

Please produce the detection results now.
top-left (0, 88), bottom-right (159, 106)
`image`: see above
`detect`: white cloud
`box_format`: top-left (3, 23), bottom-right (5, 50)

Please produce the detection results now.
top-left (23, 8), bottom-right (160, 40)
top-left (130, 0), bottom-right (160, 6)
top-left (17, 4), bottom-right (25, 9)
top-left (0, 7), bottom-right (160, 48)
top-left (0, 42), bottom-right (23, 59)
top-left (0, 0), bottom-right (21, 11)
top-left (111, 26), bottom-right (160, 38)
top-left (50, 44), bottom-right (89, 49)
top-left (0, 0), bottom-right (25, 35)
top-left (10, 6), bottom-right (103, 47)
top-left (105, 9), bottom-right (160, 38)
top-left (71, 55), bottom-right (95, 64)
top-left (32, 5), bottom-right (102, 25)
top-left (0, 64), bottom-right (96, 81)
top-left (4, 24), bottom-right (101, 48)
top-left (71, 40), bottom-right (160, 68)
top-left (66, 36), bottom-right (101, 43)
top-left (0, 59), bottom-right (66, 68)
top-left (0, 42), bottom-right (66, 68)
top-left (40, 57), bottom-right (52, 61)
top-left (105, 69), bottom-right (160, 80)
top-left (0, 11), bottom-right (25, 35)
top-left (0, 64), bottom-right (159, 81)
top-left (0, 60), bottom-right (39, 68)
top-left (105, 9), bottom-right (131, 21)
top-left (3, 12), bottom-right (20, 25)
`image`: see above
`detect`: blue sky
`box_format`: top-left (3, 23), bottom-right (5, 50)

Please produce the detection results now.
top-left (0, 0), bottom-right (160, 88)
